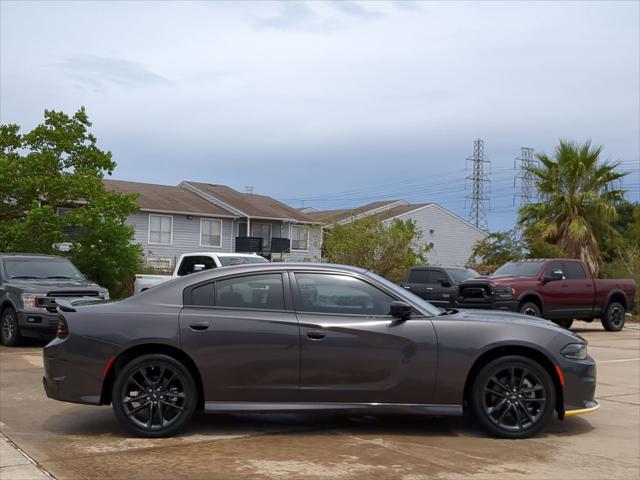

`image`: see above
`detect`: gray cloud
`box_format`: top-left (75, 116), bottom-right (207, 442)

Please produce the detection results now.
top-left (55, 56), bottom-right (169, 90)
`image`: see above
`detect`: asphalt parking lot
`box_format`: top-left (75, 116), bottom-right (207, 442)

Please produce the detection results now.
top-left (1, 321), bottom-right (638, 480)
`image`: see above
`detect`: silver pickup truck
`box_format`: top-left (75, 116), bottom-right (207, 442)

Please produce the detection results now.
top-left (134, 252), bottom-right (268, 294)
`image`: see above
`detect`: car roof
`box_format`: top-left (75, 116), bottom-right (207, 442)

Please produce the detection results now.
top-left (0, 253), bottom-right (68, 260)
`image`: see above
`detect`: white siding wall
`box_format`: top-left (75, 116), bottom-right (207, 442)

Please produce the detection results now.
top-left (127, 213), bottom-right (322, 265)
top-left (126, 212), bottom-right (233, 266)
top-left (386, 205), bottom-right (487, 266)
top-left (282, 225), bottom-right (322, 262)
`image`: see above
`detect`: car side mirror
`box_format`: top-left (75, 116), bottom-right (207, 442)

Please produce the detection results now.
top-left (389, 301), bottom-right (412, 320)
top-left (543, 269), bottom-right (564, 284)
top-left (439, 280), bottom-right (452, 288)
top-left (193, 264), bottom-right (206, 272)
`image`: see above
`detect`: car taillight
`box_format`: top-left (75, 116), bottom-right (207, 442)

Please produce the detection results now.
top-left (57, 317), bottom-right (69, 339)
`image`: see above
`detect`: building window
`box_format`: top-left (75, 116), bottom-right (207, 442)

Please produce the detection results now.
top-left (291, 225), bottom-right (309, 251)
top-left (146, 257), bottom-right (173, 271)
top-left (251, 222), bottom-right (272, 249)
top-left (200, 218), bottom-right (223, 247)
top-left (148, 214), bottom-right (173, 245)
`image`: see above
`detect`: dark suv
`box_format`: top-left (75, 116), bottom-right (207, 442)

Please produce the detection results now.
top-left (0, 253), bottom-right (109, 346)
top-left (401, 266), bottom-right (479, 308)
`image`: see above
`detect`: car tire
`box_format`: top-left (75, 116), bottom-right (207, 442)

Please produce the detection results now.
top-left (519, 302), bottom-right (541, 317)
top-left (601, 302), bottom-right (625, 332)
top-left (555, 319), bottom-right (574, 329)
top-left (472, 355), bottom-right (556, 439)
top-left (112, 354), bottom-right (197, 437)
top-left (1, 307), bottom-right (22, 347)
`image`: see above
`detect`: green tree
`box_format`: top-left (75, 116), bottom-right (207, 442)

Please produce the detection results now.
top-left (467, 229), bottom-right (525, 274)
top-left (323, 216), bottom-right (429, 283)
top-left (518, 140), bottom-right (627, 276)
top-left (0, 108), bottom-right (142, 297)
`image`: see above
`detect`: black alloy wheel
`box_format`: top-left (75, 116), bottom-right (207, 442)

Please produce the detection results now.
top-left (112, 354), bottom-right (197, 437)
top-left (0, 307), bottom-right (21, 347)
top-left (602, 302), bottom-right (625, 332)
top-left (472, 356), bottom-right (555, 438)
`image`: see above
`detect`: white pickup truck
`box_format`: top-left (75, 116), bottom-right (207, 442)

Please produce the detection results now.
top-left (133, 252), bottom-right (268, 294)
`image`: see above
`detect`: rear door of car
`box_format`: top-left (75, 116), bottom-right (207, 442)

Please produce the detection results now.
top-left (179, 271), bottom-right (300, 403)
top-left (291, 271), bottom-right (438, 404)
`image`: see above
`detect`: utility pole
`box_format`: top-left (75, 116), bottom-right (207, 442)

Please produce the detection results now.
top-left (513, 147), bottom-right (536, 206)
top-left (245, 186), bottom-right (255, 195)
top-left (465, 138), bottom-right (490, 231)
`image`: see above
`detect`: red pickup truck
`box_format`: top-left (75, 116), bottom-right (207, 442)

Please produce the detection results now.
top-left (457, 258), bottom-right (636, 331)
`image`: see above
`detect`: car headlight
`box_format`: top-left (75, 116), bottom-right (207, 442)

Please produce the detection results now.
top-left (100, 291), bottom-right (110, 301)
top-left (494, 286), bottom-right (515, 298)
top-left (561, 343), bottom-right (588, 360)
top-left (21, 293), bottom-right (47, 312)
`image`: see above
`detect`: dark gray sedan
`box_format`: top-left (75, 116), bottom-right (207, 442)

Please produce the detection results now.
top-left (42, 263), bottom-right (599, 438)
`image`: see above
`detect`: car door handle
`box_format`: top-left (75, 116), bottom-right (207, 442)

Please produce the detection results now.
top-left (426, 287), bottom-right (434, 291)
top-left (306, 332), bottom-right (326, 341)
top-left (189, 321), bottom-right (210, 331)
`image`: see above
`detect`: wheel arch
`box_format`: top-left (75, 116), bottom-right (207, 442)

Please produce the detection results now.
top-left (517, 292), bottom-right (544, 314)
top-left (0, 298), bottom-right (17, 314)
top-left (605, 289), bottom-right (627, 311)
top-left (100, 343), bottom-right (204, 409)
top-left (462, 344), bottom-right (564, 415)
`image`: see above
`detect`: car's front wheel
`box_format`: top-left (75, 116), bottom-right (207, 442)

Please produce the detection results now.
top-left (472, 355), bottom-right (556, 439)
top-left (519, 302), bottom-right (541, 317)
top-left (1, 307), bottom-right (21, 347)
top-left (601, 302), bottom-right (625, 332)
top-left (112, 354), bottom-right (197, 437)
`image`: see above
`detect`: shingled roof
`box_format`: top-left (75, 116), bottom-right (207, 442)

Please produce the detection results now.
top-left (183, 182), bottom-right (316, 222)
top-left (104, 179), bottom-right (235, 217)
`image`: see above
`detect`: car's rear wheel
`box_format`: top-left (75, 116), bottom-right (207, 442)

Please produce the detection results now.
top-left (519, 302), bottom-right (541, 317)
top-left (112, 354), bottom-right (197, 437)
top-left (601, 302), bottom-right (625, 332)
top-left (1, 307), bottom-right (21, 347)
top-left (472, 355), bottom-right (555, 439)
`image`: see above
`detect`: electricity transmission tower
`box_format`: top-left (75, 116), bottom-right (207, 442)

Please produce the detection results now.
top-left (513, 147), bottom-right (536, 206)
top-left (465, 138), bottom-right (490, 231)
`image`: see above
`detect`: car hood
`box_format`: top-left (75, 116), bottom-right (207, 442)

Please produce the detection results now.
top-left (7, 278), bottom-right (104, 292)
top-left (461, 276), bottom-right (533, 285)
top-left (449, 308), bottom-right (569, 333)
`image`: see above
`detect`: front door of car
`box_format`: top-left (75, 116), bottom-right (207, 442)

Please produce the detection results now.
top-left (539, 261), bottom-right (568, 318)
top-left (427, 269), bottom-right (457, 307)
top-left (179, 272), bottom-right (300, 402)
top-left (290, 272), bottom-right (438, 404)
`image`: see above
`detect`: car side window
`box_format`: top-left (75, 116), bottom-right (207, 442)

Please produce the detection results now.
top-left (407, 269), bottom-right (429, 284)
top-left (190, 282), bottom-right (215, 306)
top-left (294, 273), bottom-right (395, 316)
top-left (563, 262), bottom-right (586, 280)
top-left (429, 269), bottom-right (449, 285)
top-left (544, 261), bottom-right (564, 279)
top-left (215, 274), bottom-right (284, 310)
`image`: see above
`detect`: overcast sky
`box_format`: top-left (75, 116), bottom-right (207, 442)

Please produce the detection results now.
top-left (1, 0), bottom-right (639, 230)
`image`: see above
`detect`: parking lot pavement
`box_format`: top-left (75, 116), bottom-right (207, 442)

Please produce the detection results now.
top-left (1, 322), bottom-right (638, 480)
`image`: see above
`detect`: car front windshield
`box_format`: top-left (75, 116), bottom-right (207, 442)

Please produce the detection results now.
top-left (3, 258), bottom-right (84, 280)
top-left (366, 271), bottom-right (442, 317)
top-left (446, 268), bottom-right (480, 283)
top-left (218, 256), bottom-right (269, 267)
top-left (492, 261), bottom-right (543, 278)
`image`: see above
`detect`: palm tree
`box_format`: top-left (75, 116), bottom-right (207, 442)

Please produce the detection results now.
top-left (518, 140), bottom-right (627, 276)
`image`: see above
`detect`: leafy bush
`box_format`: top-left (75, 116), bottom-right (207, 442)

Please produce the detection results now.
top-left (323, 216), bottom-right (429, 283)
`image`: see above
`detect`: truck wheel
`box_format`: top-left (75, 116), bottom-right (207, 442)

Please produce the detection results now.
top-left (601, 302), bottom-right (625, 332)
top-left (519, 302), bottom-right (541, 317)
top-left (555, 319), bottom-right (574, 329)
top-left (1, 307), bottom-right (22, 347)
